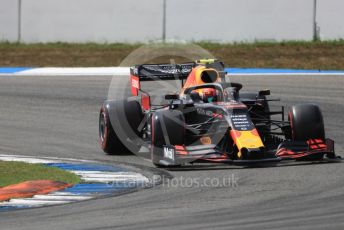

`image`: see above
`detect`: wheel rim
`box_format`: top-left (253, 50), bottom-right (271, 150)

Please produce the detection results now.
top-left (99, 112), bottom-right (107, 143)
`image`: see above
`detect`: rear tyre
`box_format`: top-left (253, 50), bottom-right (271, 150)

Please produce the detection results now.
top-left (99, 106), bottom-right (117, 154)
top-left (151, 110), bottom-right (185, 167)
top-left (288, 104), bottom-right (325, 141)
top-left (99, 99), bottom-right (143, 155)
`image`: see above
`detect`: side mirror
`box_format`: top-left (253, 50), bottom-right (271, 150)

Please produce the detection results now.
top-left (258, 89), bottom-right (270, 96)
top-left (165, 94), bottom-right (179, 100)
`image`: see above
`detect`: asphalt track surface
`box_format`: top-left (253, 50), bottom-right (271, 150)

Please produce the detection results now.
top-left (0, 74), bottom-right (343, 230)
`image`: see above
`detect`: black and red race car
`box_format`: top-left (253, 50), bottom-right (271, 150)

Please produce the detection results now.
top-left (99, 59), bottom-right (340, 167)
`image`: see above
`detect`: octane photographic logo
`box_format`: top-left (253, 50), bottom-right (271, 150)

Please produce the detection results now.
top-left (106, 41), bottom-right (231, 165)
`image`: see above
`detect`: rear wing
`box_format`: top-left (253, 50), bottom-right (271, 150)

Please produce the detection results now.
top-left (129, 60), bottom-right (226, 97)
top-left (130, 63), bottom-right (195, 96)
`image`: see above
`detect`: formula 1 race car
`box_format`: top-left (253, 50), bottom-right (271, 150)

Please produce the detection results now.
top-left (99, 59), bottom-right (340, 167)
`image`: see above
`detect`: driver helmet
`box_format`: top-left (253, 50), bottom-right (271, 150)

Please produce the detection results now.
top-left (201, 88), bottom-right (217, 103)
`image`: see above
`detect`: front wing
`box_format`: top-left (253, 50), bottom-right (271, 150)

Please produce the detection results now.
top-left (276, 138), bottom-right (340, 160)
top-left (156, 138), bottom-right (340, 166)
top-left (158, 144), bottom-right (280, 166)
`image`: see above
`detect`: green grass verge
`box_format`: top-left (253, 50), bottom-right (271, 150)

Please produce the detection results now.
top-left (0, 161), bottom-right (81, 188)
top-left (1, 40), bottom-right (344, 69)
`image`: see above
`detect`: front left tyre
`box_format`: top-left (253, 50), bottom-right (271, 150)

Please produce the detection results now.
top-left (288, 104), bottom-right (325, 141)
top-left (288, 104), bottom-right (326, 160)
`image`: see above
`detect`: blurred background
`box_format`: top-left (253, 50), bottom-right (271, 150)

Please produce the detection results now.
top-left (1, 0), bottom-right (343, 43)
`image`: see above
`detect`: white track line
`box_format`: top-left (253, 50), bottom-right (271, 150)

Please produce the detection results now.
top-left (52, 192), bottom-right (87, 196)
top-left (70, 170), bottom-right (141, 175)
top-left (70, 170), bottom-right (149, 183)
top-left (13, 67), bottom-right (130, 76)
top-left (1, 199), bottom-right (71, 206)
top-left (0, 192), bottom-right (89, 208)
top-left (0, 154), bottom-right (96, 163)
top-left (32, 195), bottom-right (92, 201)
top-left (228, 73), bottom-right (344, 76)
top-left (82, 177), bottom-right (148, 183)
top-left (75, 173), bottom-right (143, 178)
top-left (0, 156), bottom-right (60, 164)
